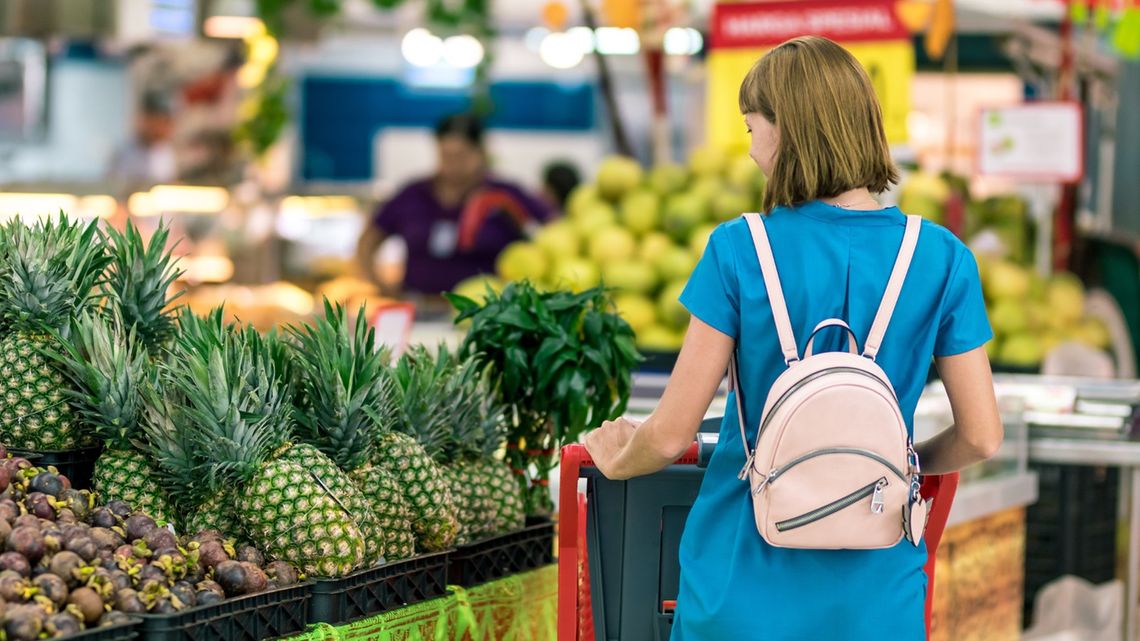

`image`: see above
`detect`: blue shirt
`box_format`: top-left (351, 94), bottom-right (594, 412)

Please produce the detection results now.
top-left (673, 201), bottom-right (992, 641)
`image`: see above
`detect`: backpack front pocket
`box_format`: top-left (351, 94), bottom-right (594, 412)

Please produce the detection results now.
top-left (775, 477), bottom-right (887, 532)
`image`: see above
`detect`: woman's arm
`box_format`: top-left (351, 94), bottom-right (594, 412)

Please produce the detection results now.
top-left (584, 316), bottom-right (734, 480)
top-left (355, 225), bottom-right (385, 286)
top-left (915, 347), bottom-right (1004, 474)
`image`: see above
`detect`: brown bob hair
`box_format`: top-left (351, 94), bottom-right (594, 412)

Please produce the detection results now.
top-left (739, 36), bottom-right (899, 212)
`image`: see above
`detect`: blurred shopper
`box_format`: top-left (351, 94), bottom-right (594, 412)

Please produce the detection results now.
top-left (107, 92), bottom-right (177, 188)
top-left (541, 160), bottom-right (581, 214)
top-left (584, 36), bottom-right (1002, 641)
top-left (356, 113), bottom-right (551, 296)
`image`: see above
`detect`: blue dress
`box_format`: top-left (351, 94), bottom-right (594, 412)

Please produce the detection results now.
top-left (674, 201), bottom-right (992, 641)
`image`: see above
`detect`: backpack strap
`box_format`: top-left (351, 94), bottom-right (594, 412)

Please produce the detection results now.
top-left (743, 213), bottom-right (800, 365)
top-left (728, 352), bottom-right (755, 479)
top-left (863, 215), bottom-right (922, 360)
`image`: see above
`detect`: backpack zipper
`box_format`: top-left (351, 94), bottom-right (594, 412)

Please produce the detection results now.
top-left (756, 367), bottom-right (899, 444)
top-left (774, 477), bottom-right (888, 532)
top-left (767, 448), bottom-right (906, 485)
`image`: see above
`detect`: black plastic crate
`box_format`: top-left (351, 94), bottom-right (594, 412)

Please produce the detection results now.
top-left (10, 445), bottom-right (102, 491)
top-left (136, 582), bottom-right (312, 641)
top-left (1024, 463), bottom-right (1119, 626)
top-left (309, 552), bottom-right (449, 625)
top-left (66, 619), bottom-right (141, 641)
top-left (448, 518), bottom-right (555, 588)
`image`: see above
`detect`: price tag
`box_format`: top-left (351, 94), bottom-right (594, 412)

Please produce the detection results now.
top-left (370, 301), bottom-right (417, 357)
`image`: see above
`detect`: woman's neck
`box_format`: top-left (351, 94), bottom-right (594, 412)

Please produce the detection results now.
top-left (434, 175), bottom-right (483, 208)
top-left (821, 188), bottom-right (880, 210)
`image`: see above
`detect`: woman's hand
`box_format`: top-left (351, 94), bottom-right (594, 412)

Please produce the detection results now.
top-left (584, 418), bottom-right (640, 480)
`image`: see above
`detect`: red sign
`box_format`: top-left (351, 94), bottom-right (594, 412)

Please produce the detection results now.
top-left (711, 0), bottom-right (910, 49)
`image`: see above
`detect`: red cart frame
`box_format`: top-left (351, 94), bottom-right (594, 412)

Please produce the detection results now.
top-left (558, 442), bottom-right (959, 640)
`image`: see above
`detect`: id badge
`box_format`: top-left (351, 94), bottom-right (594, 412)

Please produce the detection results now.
top-left (429, 220), bottom-right (459, 258)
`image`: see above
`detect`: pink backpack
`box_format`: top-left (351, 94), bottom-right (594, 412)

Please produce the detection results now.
top-left (730, 213), bottom-right (930, 550)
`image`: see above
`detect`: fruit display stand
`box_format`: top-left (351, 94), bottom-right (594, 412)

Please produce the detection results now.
top-left (279, 566), bottom-right (558, 641)
top-left (135, 582), bottom-right (313, 641)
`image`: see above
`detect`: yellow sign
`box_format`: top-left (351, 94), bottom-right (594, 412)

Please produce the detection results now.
top-left (707, 39), bottom-right (915, 152)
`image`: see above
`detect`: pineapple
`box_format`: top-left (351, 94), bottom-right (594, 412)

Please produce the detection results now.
top-left (50, 221), bottom-right (183, 519)
top-left (289, 301), bottom-right (415, 564)
top-left (45, 312), bottom-right (173, 522)
top-left (433, 346), bottom-right (523, 542)
top-left (0, 215), bottom-right (111, 450)
top-left (164, 310), bottom-right (366, 577)
top-left (379, 348), bottom-right (460, 552)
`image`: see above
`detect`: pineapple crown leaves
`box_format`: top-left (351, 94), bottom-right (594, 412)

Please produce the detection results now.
top-left (138, 380), bottom-right (208, 510)
top-left (0, 213), bottom-right (112, 334)
top-left (103, 219), bottom-right (184, 356)
top-left (164, 313), bottom-right (292, 491)
top-left (390, 344), bottom-right (505, 463)
top-left (41, 311), bottom-right (151, 450)
top-left (287, 300), bottom-right (392, 472)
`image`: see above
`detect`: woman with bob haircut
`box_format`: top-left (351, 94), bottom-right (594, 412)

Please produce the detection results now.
top-left (585, 36), bottom-right (1003, 639)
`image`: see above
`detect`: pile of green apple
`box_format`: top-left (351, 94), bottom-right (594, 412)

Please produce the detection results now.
top-left (455, 150), bottom-right (765, 352)
top-left (981, 260), bottom-right (1111, 367)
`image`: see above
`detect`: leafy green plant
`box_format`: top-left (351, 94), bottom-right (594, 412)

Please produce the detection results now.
top-left (447, 282), bottom-right (640, 514)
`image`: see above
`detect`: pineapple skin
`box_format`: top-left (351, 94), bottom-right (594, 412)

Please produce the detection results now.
top-left (446, 459), bottom-right (495, 545)
top-left (0, 334), bottom-right (90, 450)
top-left (93, 448), bottom-right (173, 524)
top-left (479, 458), bottom-right (526, 535)
top-left (185, 491), bottom-right (242, 539)
top-left (373, 432), bottom-right (459, 552)
top-left (237, 452), bottom-right (366, 578)
top-left (349, 465), bottom-right (416, 562)
top-left (284, 443), bottom-right (387, 568)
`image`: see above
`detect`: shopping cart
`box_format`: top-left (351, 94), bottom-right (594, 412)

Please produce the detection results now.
top-left (557, 433), bottom-right (960, 640)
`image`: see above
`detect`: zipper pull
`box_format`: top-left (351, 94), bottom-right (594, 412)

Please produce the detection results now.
top-left (738, 451), bottom-right (756, 481)
top-left (870, 478), bottom-right (887, 514)
top-left (752, 470), bottom-right (778, 495)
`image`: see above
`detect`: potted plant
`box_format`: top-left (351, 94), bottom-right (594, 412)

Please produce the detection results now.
top-left (447, 282), bottom-right (640, 514)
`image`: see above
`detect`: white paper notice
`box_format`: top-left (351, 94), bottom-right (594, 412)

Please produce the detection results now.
top-left (978, 102), bottom-right (1083, 182)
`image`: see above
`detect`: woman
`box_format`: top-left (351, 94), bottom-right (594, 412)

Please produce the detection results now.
top-left (584, 36), bottom-right (1003, 640)
top-left (356, 113), bottom-right (551, 296)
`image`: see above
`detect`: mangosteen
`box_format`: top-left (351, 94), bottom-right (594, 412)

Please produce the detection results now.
top-left (58, 475), bottom-right (70, 491)
top-left (151, 595), bottom-right (179, 614)
top-left (6, 526), bottom-right (44, 563)
top-left (169, 580), bottom-right (196, 609)
top-left (195, 579), bottom-right (225, 605)
top-left (89, 527), bottom-right (123, 553)
top-left (138, 564), bottom-right (167, 585)
top-left (28, 473), bottom-right (63, 499)
top-left (234, 545), bottom-right (264, 566)
top-left (48, 551), bottom-right (84, 587)
top-left (113, 588), bottom-right (145, 614)
top-left (0, 444), bottom-right (7, 459)
top-left (0, 571), bottom-right (29, 601)
top-left (105, 501), bottom-right (132, 520)
top-left (190, 530), bottom-right (224, 546)
top-left (67, 587), bottom-right (104, 624)
top-left (239, 562), bottom-right (268, 594)
top-left (213, 560), bottom-right (249, 597)
top-left (0, 519), bottom-right (10, 543)
top-left (32, 574), bottom-right (68, 606)
top-left (57, 490), bottom-right (88, 522)
top-left (196, 540), bottom-right (230, 569)
top-left (0, 466), bottom-right (11, 494)
top-left (44, 611), bottom-right (82, 638)
top-left (28, 499), bottom-right (54, 522)
top-left (55, 509), bottom-right (77, 524)
top-left (0, 551), bottom-right (31, 577)
top-left (12, 515), bottom-right (39, 531)
top-left (123, 514), bottom-right (156, 542)
top-left (0, 499), bottom-right (19, 525)
top-left (65, 536), bottom-right (97, 562)
top-left (9, 457), bottom-right (33, 471)
top-left (100, 610), bottom-right (132, 627)
top-left (4, 603), bottom-right (44, 641)
top-left (143, 527), bottom-right (176, 552)
top-left (264, 560), bottom-right (299, 587)
top-left (107, 569), bottom-right (131, 592)
top-left (89, 508), bottom-right (117, 529)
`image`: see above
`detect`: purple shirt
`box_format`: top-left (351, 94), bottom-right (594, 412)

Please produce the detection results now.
top-left (374, 177), bottom-right (552, 294)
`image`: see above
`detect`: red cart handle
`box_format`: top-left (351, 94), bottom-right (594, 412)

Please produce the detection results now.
top-left (557, 442), bottom-right (699, 641)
